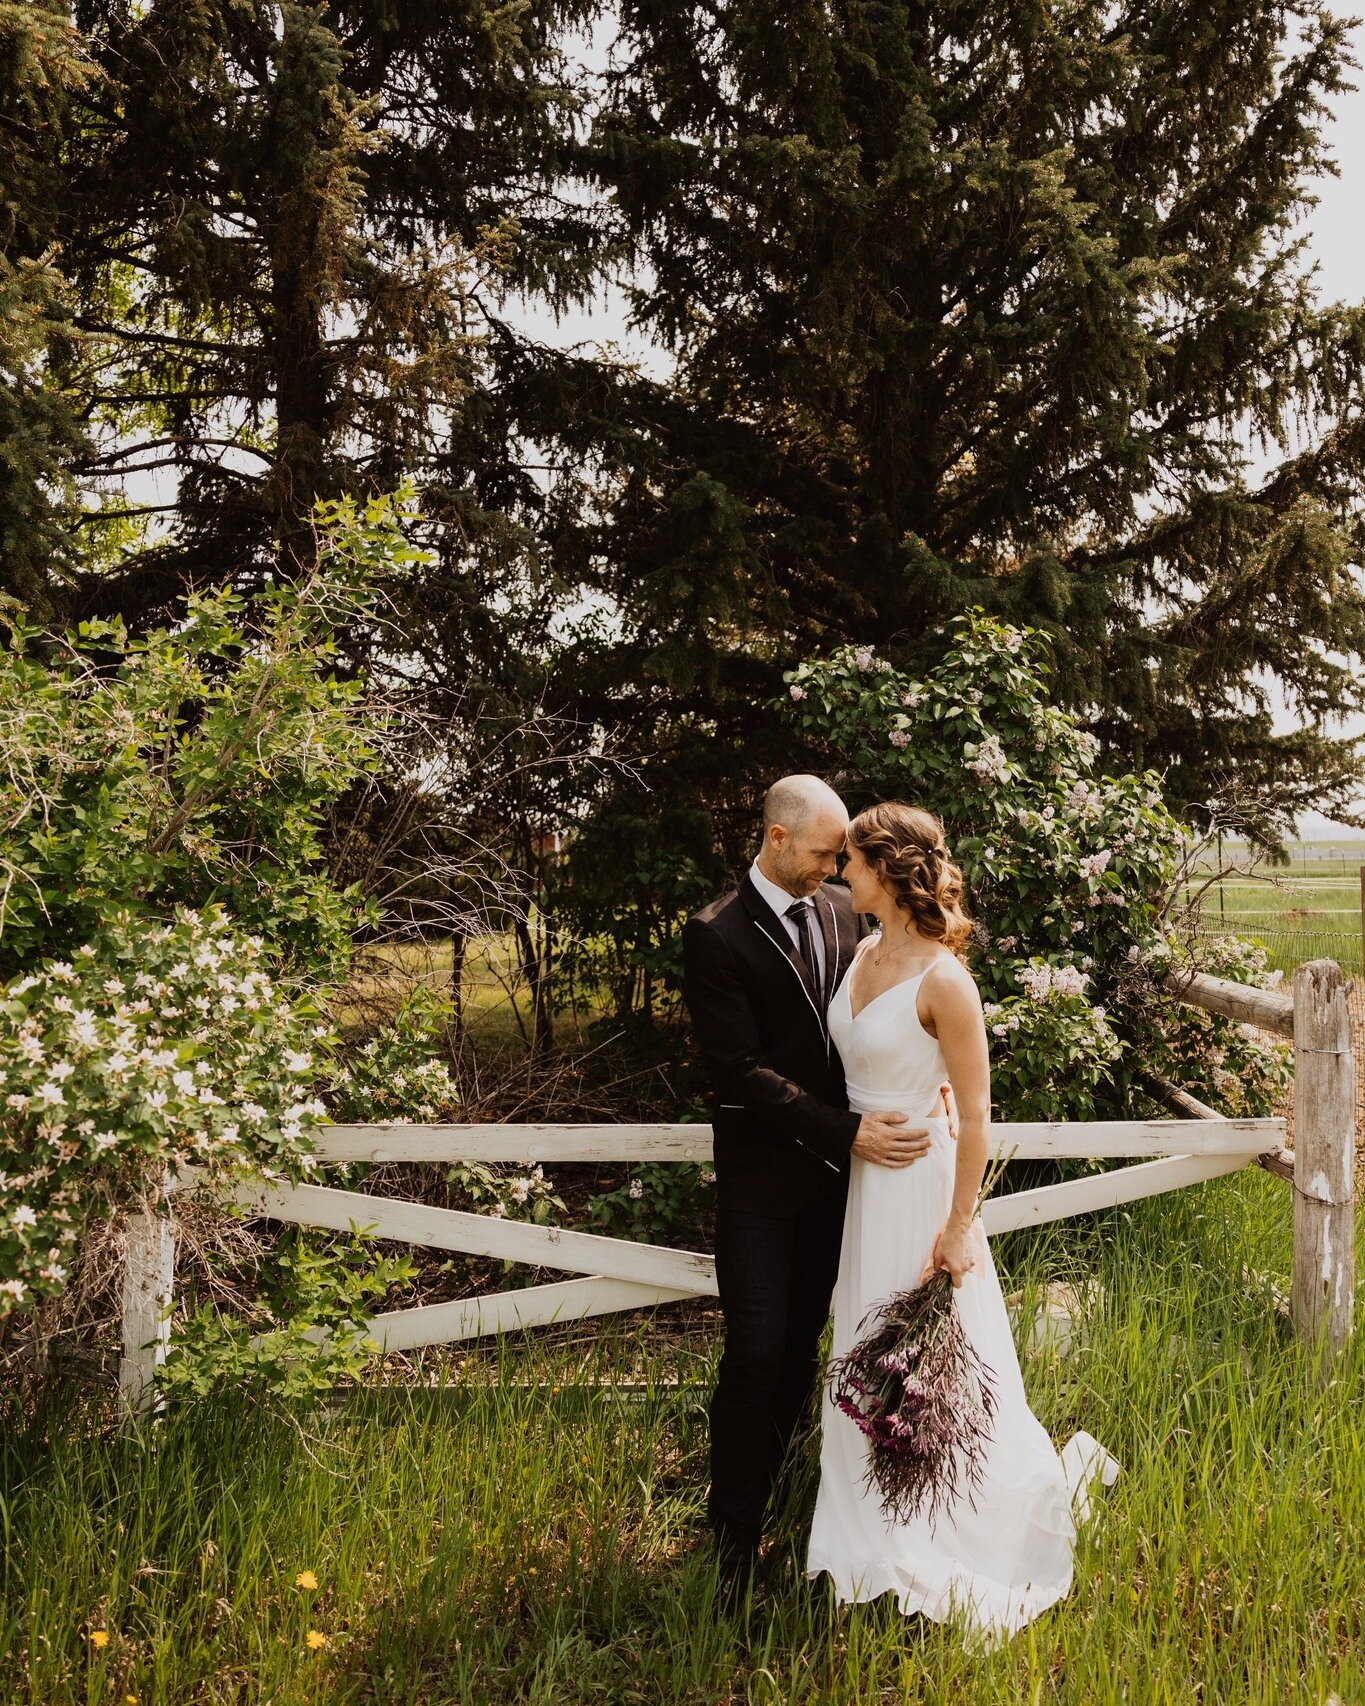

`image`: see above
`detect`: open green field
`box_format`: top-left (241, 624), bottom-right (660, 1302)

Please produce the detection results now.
top-left (337, 932), bottom-right (612, 1060)
top-left (4, 1171), bottom-right (1361, 1705)
top-left (1183, 842), bottom-right (1365, 978)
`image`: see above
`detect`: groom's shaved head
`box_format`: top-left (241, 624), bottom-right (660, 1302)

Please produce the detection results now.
top-left (763, 774), bottom-right (846, 836)
top-left (758, 775), bottom-right (849, 897)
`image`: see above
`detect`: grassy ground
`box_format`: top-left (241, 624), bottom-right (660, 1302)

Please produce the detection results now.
top-left (337, 935), bottom-right (568, 1057)
top-left (4, 1171), bottom-right (1361, 1705)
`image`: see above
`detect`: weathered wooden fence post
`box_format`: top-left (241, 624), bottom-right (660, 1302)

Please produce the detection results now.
top-left (118, 1174), bottom-right (176, 1418)
top-left (1291, 960), bottom-right (1356, 1358)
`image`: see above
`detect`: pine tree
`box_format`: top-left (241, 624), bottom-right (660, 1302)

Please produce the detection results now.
top-left (30, 3), bottom-right (632, 1034)
top-left (591, 0), bottom-right (1365, 834)
top-left (43, 2), bottom-right (604, 626)
top-left (0, 2), bottom-right (91, 614)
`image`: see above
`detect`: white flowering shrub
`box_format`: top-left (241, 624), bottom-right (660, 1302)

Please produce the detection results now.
top-left (1126, 934), bottom-right (1291, 1117)
top-left (0, 907), bottom-right (326, 1317)
top-left (588, 1160), bottom-right (716, 1245)
top-left (322, 990), bottom-right (563, 1234)
top-left (0, 495), bottom-right (487, 1385)
top-left (978, 959), bottom-right (1124, 1124)
top-left (445, 1159), bottom-right (565, 1227)
top-left (782, 610), bottom-right (1289, 1124)
top-left (324, 988), bottom-right (460, 1125)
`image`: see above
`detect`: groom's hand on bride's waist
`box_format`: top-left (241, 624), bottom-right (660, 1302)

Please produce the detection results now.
top-left (851, 1112), bottom-right (933, 1168)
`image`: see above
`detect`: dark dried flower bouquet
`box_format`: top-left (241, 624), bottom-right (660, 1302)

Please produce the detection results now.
top-left (825, 1146), bottom-right (1016, 1529)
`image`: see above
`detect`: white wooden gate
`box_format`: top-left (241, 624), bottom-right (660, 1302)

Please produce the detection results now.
top-left (118, 960), bottom-right (1355, 1413)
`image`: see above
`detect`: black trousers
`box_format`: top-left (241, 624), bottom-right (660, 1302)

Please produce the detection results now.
top-left (707, 1184), bottom-right (848, 1556)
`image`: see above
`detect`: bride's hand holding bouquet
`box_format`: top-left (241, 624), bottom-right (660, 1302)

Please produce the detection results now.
top-left (921, 1210), bottom-right (983, 1289)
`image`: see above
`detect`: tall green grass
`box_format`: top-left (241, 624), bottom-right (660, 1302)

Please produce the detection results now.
top-left (3, 1171), bottom-right (1361, 1704)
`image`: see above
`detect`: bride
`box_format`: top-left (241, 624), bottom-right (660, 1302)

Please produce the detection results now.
top-left (806, 801), bottom-right (1118, 1644)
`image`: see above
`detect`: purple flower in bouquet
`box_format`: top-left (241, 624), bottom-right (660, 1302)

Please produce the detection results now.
top-left (826, 1266), bottom-right (998, 1528)
top-left (824, 1148), bottom-right (1015, 1529)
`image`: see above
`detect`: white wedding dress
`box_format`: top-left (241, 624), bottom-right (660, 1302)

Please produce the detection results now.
top-left (806, 957), bottom-right (1119, 1645)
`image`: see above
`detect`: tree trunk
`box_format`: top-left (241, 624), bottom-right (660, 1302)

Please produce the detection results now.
top-left (513, 914), bottom-right (554, 1056)
top-left (262, 7), bottom-right (356, 573)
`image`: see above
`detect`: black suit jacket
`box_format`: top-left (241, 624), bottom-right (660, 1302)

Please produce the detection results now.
top-left (682, 873), bottom-right (869, 1215)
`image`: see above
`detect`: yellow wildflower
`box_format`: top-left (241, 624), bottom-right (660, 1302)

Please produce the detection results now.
top-left (305, 1630), bottom-right (326, 1651)
top-left (294, 1569), bottom-right (318, 1591)
top-left (89, 1630), bottom-right (110, 1649)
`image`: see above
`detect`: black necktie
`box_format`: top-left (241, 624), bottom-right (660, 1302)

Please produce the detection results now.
top-left (785, 900), bottom-right (820, 1003)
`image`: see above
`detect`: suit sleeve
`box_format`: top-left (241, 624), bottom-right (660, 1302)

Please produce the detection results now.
top-left (682, 915), bottom-right (860, 1168)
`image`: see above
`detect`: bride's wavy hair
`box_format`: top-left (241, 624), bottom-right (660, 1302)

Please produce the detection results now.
top-left (847, 803), bottom-right (973, 952)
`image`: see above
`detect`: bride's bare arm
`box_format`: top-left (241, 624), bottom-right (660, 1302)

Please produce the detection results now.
top-left (920, 959), bottom-right (992, 1285)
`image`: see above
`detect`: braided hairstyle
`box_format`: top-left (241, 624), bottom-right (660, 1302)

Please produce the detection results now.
top-left (846, 803), bottom-right (972, 952)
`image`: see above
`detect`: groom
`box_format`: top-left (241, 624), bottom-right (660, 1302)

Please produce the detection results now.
top-left (682, 774), bottom-right (936, 1591)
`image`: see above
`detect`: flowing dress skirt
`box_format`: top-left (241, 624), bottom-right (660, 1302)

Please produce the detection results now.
top-left (806, 1116), bottom-right (1119, 1645)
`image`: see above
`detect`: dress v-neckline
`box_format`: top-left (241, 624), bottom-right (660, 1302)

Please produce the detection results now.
top-left (846, 959), bottom-right (940, 1024)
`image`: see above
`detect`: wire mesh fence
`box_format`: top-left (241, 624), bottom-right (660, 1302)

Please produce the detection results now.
top-left (1185, 850), bottom-right (1365, 978)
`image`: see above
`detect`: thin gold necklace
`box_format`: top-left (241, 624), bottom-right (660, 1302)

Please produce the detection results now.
top-left (870, 932), bottom-right (939, 970)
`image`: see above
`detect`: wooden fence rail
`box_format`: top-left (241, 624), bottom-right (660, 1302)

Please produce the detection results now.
top-left (118, 960), bottom-right (1356, 1414)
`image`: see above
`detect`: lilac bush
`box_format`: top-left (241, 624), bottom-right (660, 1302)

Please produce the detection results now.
top-left (782, 612), bottom-right (1289, 1123)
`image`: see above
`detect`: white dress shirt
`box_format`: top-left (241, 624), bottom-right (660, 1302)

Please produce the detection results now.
top-left (748, 859), bottom-right (827, 988)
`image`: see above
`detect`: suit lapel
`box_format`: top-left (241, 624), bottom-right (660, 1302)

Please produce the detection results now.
top-left (739, 874), bottom-right (826, 1032)
top-left (811, 887), bottom-right (840, 1011)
